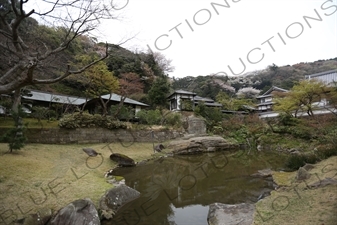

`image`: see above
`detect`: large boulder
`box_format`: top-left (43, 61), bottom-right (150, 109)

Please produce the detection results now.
top-left (207, 203), bottom-right (255, 225)
top-left (110, 153), bottom-right (136, 167)
top-left (48, 198), bottom-right (100, 225)
top-left (99, 184), bottom-right (140, 220)
top-left (187, 116), bottom-right (207, 135)
top-left (296, 167), bottom-right (311, 181)
top-left (167, 136), bottom-right (238, 155)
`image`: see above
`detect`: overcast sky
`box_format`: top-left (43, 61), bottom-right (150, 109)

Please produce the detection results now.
top-left (29, 0), bottom-right (337, 78)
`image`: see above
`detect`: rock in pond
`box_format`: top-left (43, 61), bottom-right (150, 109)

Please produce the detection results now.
top-left (167, 136), bottom-right (238, 155)
top-left (99, 184), bottom-right (140, 220)
top-left (110, 153), bottom-right (136, 167)
top-left (207, 203), bottom-right (255, 225)
top-left (48, 198), bottom-right (100, 225)
top-left (251, 168), bottom-right (273, 178)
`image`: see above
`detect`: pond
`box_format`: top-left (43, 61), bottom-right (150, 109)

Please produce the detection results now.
top-left (103, 151), bottom-right (287, 225)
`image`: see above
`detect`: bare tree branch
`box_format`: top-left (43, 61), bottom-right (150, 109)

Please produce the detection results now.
top-left (33, 44), bottom-right (109, 84)
top-left (0, 0), bottom-right (127, 94)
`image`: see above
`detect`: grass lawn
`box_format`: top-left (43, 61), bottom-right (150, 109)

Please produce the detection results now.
top-left (0, 142), bottom-right (155, 222)
top-left (1, 118), bottom-right (336, 224)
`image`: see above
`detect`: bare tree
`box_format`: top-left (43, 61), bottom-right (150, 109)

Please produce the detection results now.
top-left (151, 51), bottom-right (175, 74)
top-left (0, 0), bottom-right (123, 97)
top-left (0, 0), bottom-right (129, 151)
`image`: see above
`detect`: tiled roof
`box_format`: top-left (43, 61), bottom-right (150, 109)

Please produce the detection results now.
top-left (100, 93), bottom-right (149, 106)
top-left (258, 86), bottom-right (288, 97)
top-left (167, 89), bottom-right (197, 98)
top-left (23, 90), bottom-right (87, 105)
top-left (22, 90), bottom-right (149, 107)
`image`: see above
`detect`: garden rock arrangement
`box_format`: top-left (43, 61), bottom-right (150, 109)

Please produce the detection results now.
top-left (167, 136), bottom-right (238, 155)
top-left (207, 203), bottom-right (255, 225)
top-left (99, 184), bottom-right (140, 220)
top-left (109, 153), bottom-right (136, 167)
top-left (48, 198), bottom-right (100, 225)
top-left (251, 168), bottom-right (273, 178)
top-left (186, 115), bottom-right (207, 135)
top-left (14, 185), bottom-right (140, 225)
top-left (296, 166), bottom-right (311, 181)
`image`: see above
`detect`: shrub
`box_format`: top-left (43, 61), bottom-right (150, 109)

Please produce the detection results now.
top-left (285, 153), bottom-right (320, 171)
top-left (316, 147), bottom-right (337, 160)
top-left (163, 112), bottom-right (182, 127)
top-left (110, 105), bottom-right (134, 121)
top-left (289, 125), bottom-right (313, 139)
top-left (278, 113), bottom-right (299, 126)
top-left (194, 102), bottom-right (223, 132)
top-left (180, 99), bottom-right (193, 111)
top-left (58, 112), bottom-right (129, 129)
top-left (31, 106), bottom-right (58, 121)
top-left (0, 110), bottom-right (27, 152)
top-left (136, 109), bottom-right (161, 125)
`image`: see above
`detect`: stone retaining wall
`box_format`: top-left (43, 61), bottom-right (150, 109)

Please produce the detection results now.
top-left (0, 128), bottom-right (185, 144)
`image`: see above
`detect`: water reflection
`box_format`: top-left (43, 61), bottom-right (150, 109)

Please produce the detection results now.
top-left (104, 151), bottom-right (286, 225)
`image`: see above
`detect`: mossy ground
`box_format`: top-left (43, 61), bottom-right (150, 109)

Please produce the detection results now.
top-left (0, 142), bottom-right (155, 222)
top-left (253, 156), bottom-right (337, 225)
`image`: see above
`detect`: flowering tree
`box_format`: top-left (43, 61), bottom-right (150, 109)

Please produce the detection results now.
top-left (236, 87), bottom-right (261, 99)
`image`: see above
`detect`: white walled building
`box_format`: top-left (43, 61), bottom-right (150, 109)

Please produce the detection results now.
top-left (256, 86), bottom-right (288, 112)
top-left (305, 69), bottom-right (337, 85)
top-left (167, 89), bottom-right (222, 111)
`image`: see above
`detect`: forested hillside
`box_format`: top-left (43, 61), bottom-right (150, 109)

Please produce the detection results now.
top-left (0, 8), bottom-right (337, 103)
top-left (0, 6), bottom-right (171, 107)
top-left (172, 58), bottom-right (337, 100)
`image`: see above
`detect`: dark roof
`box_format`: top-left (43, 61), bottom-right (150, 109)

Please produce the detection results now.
top-left (258, 86), bottom-right (288, 97)
top-left (221, 110), bottom-right (249, 114)
top-left (257, 102), bottom-right (274, 106)
top-left (167, 89), bottom-right (197, 98)
top-left (195, 102), bottom-right (222, 107)
top-left (256, 94), bottom-right (272, 99)
top-left (194, 96), bottom-right (214, 102)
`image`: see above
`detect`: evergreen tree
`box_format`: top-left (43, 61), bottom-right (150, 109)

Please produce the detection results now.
top-left (148, 76), bottom-right (171, 107)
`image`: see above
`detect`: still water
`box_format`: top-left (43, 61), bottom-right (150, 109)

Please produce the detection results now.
top-left (104, 151), bottom-right (287, 225)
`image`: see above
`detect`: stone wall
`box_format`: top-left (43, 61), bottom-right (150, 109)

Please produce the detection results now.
top-left (0, 128), bottom-right (184, 144)
top-left (187, 115), bottom-right (207, 135)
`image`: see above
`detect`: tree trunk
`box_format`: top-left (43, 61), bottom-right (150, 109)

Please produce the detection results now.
top-left (10, 89), bottom-right (25, 152)
top-left (99, 96), bottom-right (108, 116)
top-left (12, 89), bottom-right (21, 114)
top-left (113, 96), bottom-right (127, 119)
